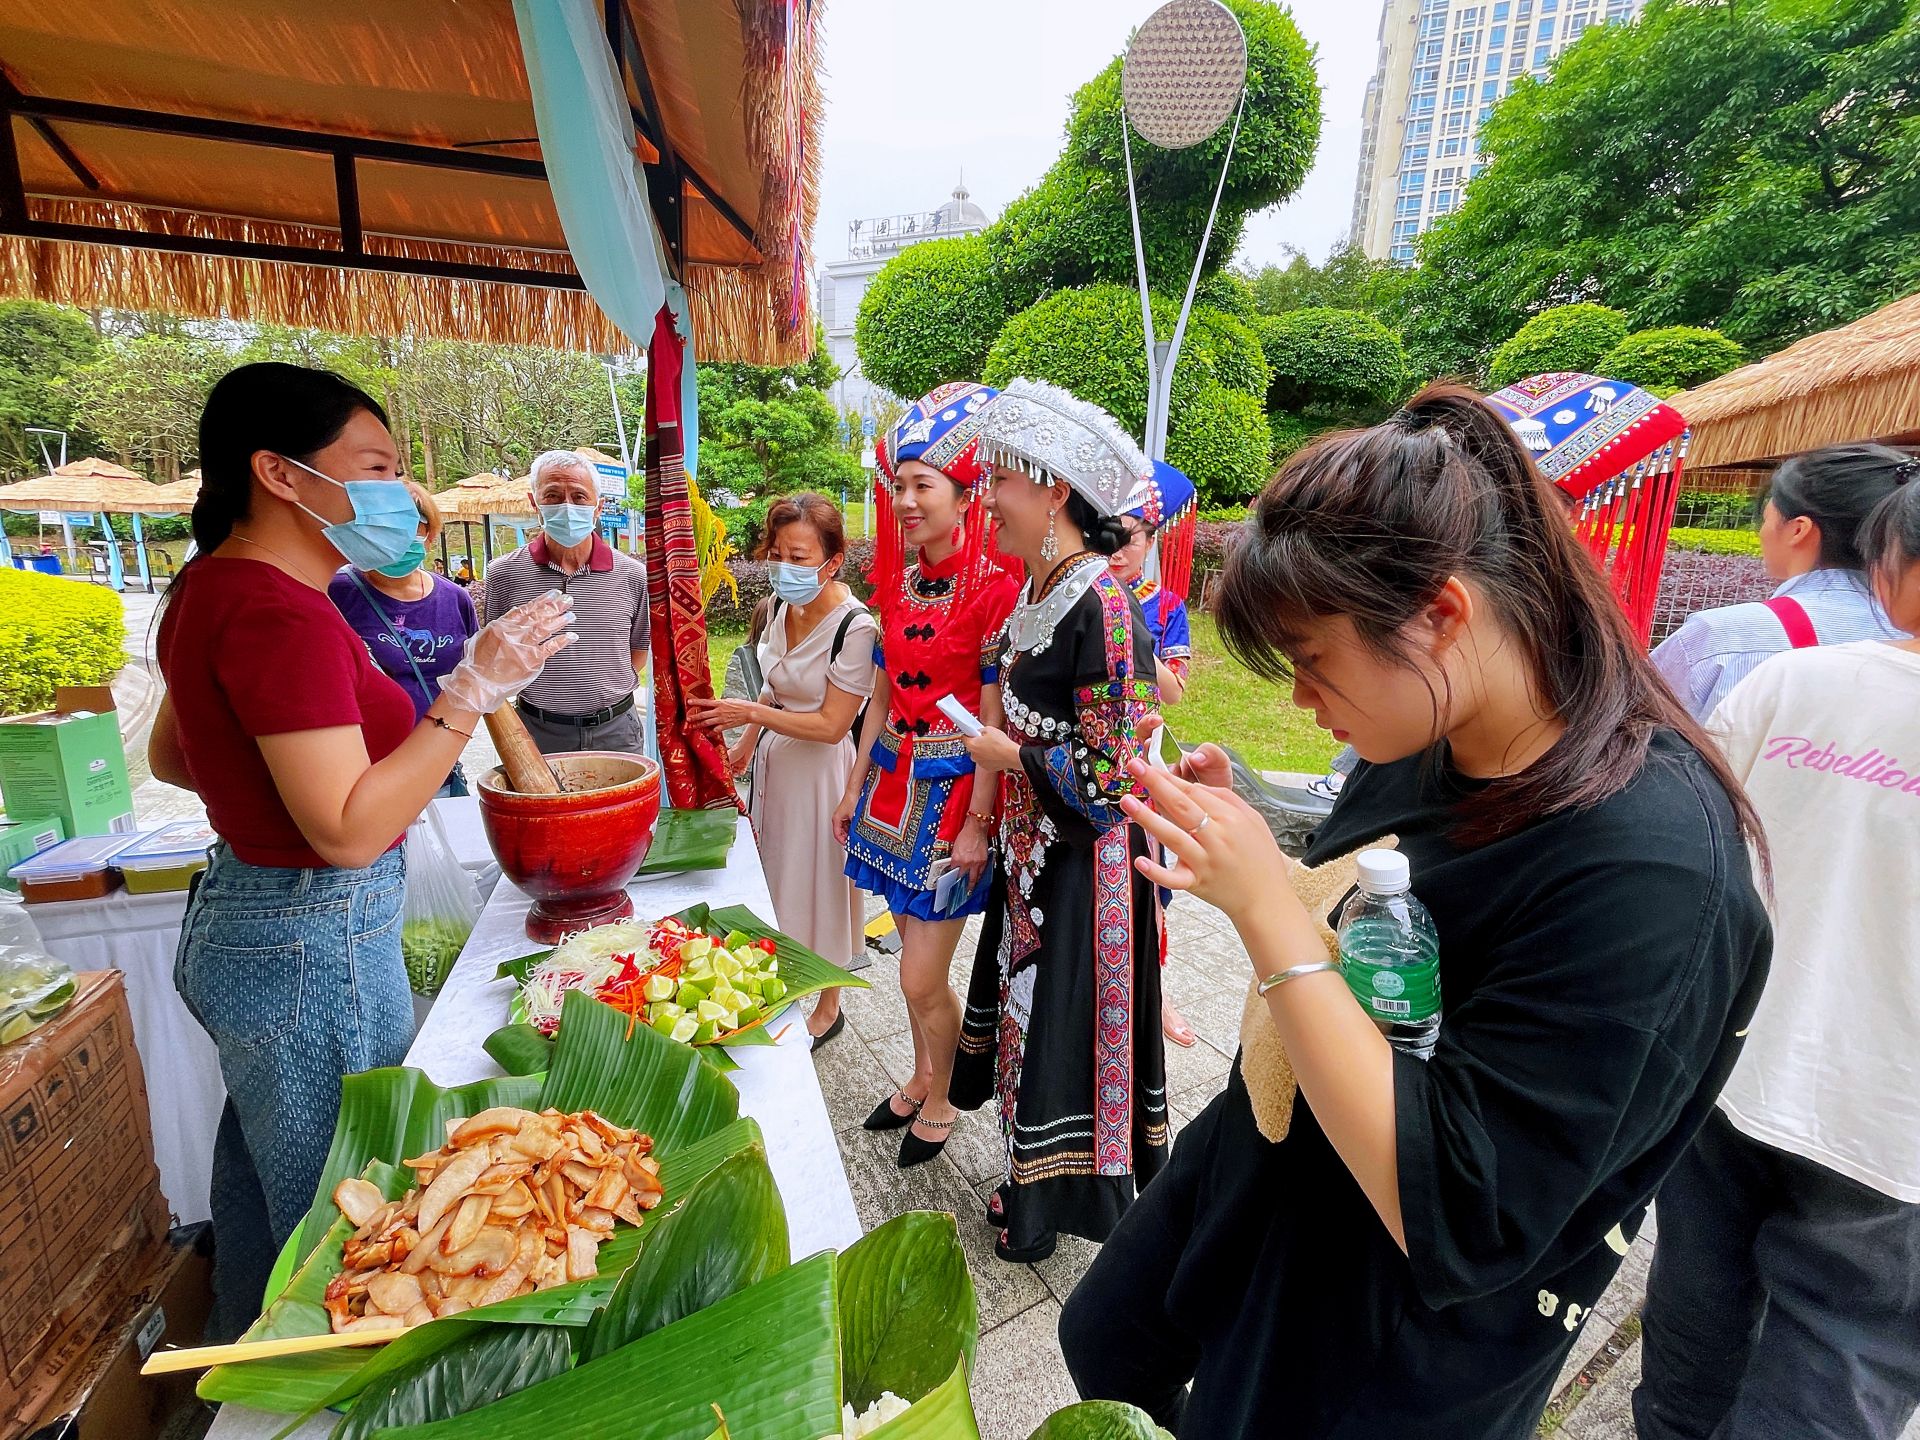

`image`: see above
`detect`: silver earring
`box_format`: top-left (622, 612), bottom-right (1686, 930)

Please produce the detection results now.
top-left (1040, 515), bottom-right (1059, 564)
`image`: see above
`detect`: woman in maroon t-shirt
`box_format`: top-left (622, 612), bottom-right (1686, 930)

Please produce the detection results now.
top-left (152, 363), bottom-right (573, 1338)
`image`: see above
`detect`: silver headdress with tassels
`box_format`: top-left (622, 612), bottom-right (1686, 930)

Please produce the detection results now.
top-left (973, 378), bottom-right (1152, 518)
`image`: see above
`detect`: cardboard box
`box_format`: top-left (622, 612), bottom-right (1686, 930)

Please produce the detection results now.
top-left (24, 1227), bottom-right (214, 1440)
top-left (0, 689), bottom-right (135, 840)
top-left (0, 972), bottom-right (170, 1433)
top-left (0, 818), bottom-right (66, 892)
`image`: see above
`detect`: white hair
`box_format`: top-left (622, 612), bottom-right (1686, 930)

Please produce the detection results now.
top-left (530, 449), bottom-right (594, 490)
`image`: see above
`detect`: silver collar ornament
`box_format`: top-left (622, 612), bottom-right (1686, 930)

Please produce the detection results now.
top-left (1006, 553), bottom-right (1105, 657)
top-left (973, 378), bottom-right (1152, 518)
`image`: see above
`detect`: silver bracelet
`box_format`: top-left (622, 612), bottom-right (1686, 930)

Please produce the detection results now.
top-left (1256, 960), bottom-right (1340, 996)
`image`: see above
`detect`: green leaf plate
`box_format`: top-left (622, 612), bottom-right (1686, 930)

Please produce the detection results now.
top-left (637, 807), bottom-right (740, 876)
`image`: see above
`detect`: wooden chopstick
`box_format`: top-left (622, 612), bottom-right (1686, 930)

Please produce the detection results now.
top-left (141, 1328), bottom-right (400, 1374)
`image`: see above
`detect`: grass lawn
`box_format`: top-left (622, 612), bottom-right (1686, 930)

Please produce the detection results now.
top-left (1173, 613), bottom-right (1338, 776)
top-left (709, 613), bottom-right (1337, 778)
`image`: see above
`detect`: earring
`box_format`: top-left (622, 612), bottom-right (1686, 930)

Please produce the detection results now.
top-left (1040, 514), bottom-right (1059, 564)
top-left (951, 520), bottom-right (964, 547)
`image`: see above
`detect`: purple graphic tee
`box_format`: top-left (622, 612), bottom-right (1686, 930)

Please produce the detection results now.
top-left (328, 570), bottom-right (480, 721)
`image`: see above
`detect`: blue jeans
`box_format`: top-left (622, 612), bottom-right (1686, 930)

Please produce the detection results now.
top-left (174, 843), bottom-right (412, 1340)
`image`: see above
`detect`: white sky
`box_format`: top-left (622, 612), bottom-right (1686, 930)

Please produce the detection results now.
top-left (810, 0), bottom-right (1381, 272)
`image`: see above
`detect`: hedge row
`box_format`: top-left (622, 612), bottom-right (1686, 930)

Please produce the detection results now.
top-left (1665, 527), bottom-right (1762, 557)
top-left (0, 568), bottom-right (125, 715)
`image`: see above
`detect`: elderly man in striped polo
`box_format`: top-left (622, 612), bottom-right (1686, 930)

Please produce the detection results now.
top-left (482, 449), bottom-right (650, 754)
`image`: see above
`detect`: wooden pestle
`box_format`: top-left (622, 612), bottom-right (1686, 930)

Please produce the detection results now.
top-left (484, 705), bottom-right (563, 794)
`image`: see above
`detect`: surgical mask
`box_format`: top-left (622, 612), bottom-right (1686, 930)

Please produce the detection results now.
top-left (372, 538), bottom-right (427, 580)
top-left (539, 502), bottom-right (598, 549)
top-left (282, 456), bottom-right (420, 571)
top-left (769, 560), bottom-right (828, 606)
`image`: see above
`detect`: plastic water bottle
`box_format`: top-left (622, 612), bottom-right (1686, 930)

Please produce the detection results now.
top-left (1336, 850), bottom-right (1441, 1059)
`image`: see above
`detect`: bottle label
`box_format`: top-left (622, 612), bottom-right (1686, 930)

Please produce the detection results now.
top-left (1340, 953), bottom-right (1440, 1022)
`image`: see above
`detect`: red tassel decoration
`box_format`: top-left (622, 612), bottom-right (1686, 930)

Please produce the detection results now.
top-left (1159, 503), bottom-right (1197, 609)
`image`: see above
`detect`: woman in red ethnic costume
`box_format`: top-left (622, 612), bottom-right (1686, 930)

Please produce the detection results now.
top-left (953, 378), bottom-right (1171, 1264)
top-left (833, 382), bottom-right (1021, 1168)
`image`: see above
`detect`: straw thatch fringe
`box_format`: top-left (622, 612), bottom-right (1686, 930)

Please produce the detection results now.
top-left (740, 0), bottom-right (823, 348)
top-left (0, 197), bottom-right (813, 364)
top-left (1671, 290), bottom-right (1920, 469)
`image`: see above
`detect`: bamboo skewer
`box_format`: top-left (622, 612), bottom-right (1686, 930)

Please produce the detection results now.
top-left (141, 1328), bottom-right (400, 1375)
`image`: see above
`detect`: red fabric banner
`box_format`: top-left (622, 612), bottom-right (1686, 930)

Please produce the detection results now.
top-left (644, 305), bottom-right (739, 811)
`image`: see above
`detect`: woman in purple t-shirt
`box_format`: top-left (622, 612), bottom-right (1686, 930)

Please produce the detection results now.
top-left (327, 482), bottom-right (480, 795)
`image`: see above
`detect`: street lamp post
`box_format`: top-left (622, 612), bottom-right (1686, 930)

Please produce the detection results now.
top-left (1118, 0), bottom-right (1249, 464)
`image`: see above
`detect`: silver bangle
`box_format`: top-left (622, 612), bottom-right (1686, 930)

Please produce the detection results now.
top-left (1256, 960), bottom-right (1340, 996)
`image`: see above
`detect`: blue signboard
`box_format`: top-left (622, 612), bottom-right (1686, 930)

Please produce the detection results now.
top-left (861, 416), bottom-right (877, 439)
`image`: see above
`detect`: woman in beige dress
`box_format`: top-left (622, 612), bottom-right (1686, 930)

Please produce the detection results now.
top-left (689, 493), bottom-right (876, 1048)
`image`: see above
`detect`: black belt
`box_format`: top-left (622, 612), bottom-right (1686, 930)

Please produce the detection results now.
top-left (517, 693), bottom-right (636, 729)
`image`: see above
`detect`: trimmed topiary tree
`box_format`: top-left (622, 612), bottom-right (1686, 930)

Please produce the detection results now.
top-left (1485, 303), bottom-right (1629, 389)
top-left (1255, 307), bottom-right (1406, 415)
top-left (1195, 270), bottom-right (1258, 319)
top-left (983, 284), bottom-right (1272, 504)
top-left (853, 234), bottom-right (1008, 401)
top-left (1596, 325), bottom-right (1746, 394)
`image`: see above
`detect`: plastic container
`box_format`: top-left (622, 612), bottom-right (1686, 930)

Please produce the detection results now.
top-left (1336, 849), bottom-right (1442, 1060)
top-left (115, 820), bottom-right (217, 894)
top-left (8, 832), bottom-right (141, 903)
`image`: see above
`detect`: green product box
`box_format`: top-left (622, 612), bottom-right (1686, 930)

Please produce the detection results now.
top-left (0, 816), bottom-right (67, 891)
top-left (0, 686), bottom-right (136, 839)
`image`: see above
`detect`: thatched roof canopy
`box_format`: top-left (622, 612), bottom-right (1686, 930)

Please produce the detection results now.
top-left (0, 0), bottom-right (820, 363)
top-left (1671, 292), bottom-right (1920, 471)
top-left (0, 456), bottom-right (177, 512)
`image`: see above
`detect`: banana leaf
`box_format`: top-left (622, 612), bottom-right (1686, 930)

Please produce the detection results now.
top-left (836, 1213), bottom-right (978, 1413)
top-left (203, 993), bottom-right (747, 1413)
top-left (372, 1252), bottom-right (843, 1440)
top-left (1025, 1404), bottom-right (1175, 1440)
top-left (480, 1022), bottom-right (552, 1077)
top-left (579, 1143), bottom-right (788, 1361)
top-left (330, 1325), bottom-right (573, 1440)
top-left (638, 807), bottom-right (739, 875)
top-left (492, 903), bottom-right (866, 1062)
top-left (854, 1359), bottom-right (980, 1440)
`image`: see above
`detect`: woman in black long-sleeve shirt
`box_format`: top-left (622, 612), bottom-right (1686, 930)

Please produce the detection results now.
top-left (1060, 383), bottom-right (1773, 1439)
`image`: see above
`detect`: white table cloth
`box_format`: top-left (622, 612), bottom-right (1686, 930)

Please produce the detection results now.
top-left (22, 800), bottom-right (500, 1227)
top-left (207, 816), bottom-right (860, 1440)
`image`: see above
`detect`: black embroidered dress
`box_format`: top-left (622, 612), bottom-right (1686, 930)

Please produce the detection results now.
top-left (953, 553), bottom-right (1170, 1247)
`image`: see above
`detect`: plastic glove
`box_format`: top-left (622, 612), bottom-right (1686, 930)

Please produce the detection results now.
top-left (438, 590), bottom-right (577, 714)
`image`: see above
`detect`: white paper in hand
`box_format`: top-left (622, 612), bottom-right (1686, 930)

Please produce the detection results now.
top-left (936, 694), bottom-right (984, 737)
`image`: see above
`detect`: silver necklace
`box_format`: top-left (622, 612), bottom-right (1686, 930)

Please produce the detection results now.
top-left (1006, 553), bottom-right (1100, 657)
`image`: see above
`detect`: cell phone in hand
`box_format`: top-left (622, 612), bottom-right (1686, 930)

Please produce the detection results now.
top-left (934, 863), bottom-right (969, 916)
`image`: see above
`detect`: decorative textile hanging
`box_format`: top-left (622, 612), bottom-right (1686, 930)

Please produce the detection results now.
top-left (1486, 372), bottom-right (1690, 646)
top-left (645, 305), bottom-right (739, 811)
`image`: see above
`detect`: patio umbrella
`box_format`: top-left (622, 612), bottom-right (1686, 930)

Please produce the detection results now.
top-left (1485, 372), bottom-right (1690, 645)
top-left (0, 457), bottom-right (179, 589)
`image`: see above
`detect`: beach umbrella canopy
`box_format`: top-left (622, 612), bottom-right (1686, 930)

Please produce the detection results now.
top-left (0, 457), bottom-right (174, 514)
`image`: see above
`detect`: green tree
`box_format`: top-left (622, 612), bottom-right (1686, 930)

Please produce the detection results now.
top-left (983, 285), bottom-right (1273, 503)
top-left (1595, 326), bottom-right (1747, 394)
top-left (855, 0), bottom-right (1322, 403)
top-left (852, 235), bottom-right (1005, 401)
top-left (0, 303), bottom-right (100, 479)
top-left (1485, 304), bottom-right (1629, 388)
top-left (69, 326), bottom-right (232, 480)
top-left (1241, 243), bottom-right (1412, 319)
top-left (1397, 0), bottom-right (1920, 377)
top-left (696, 335), bottom-right (861, 500)
top-left (1255, 308), bottom-right (1407, 415)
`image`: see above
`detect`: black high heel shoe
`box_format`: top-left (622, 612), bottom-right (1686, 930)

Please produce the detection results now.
top-left (862, 1092), bottom-right (921, 1132)
top-left (898, 1114), bottom-right (954, 1168)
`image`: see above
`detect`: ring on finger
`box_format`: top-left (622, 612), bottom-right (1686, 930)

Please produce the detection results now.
top-left (1186, 811), bottom-right (1211, 836)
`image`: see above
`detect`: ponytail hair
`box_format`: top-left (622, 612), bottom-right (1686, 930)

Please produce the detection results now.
top-left (1215, 381), bottom-right (1766, 859)
top-left (1857, 454), bottom-right (1920, 588)
top-left (165, 362), bottom-right (388, 606)
top-left (1767, 443), bottom-right (1913, 571)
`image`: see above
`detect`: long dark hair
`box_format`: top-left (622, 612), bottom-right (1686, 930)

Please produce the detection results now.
top-left (1214, 382), bottom-right (1766, 854)
top-left (1858, 457), bottom-right (1920, 584)
top-left (161, 362), bottom-right (388, 613)
top-left (1767, 443), bottom-right (1913, 571)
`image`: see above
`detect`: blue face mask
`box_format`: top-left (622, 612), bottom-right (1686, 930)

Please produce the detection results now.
top-left (769, 560), bottom-right (827, 606)
top-left (372, 538), bottom-right (428, 580)
top-left (283, 456), bottom-right (420, 571)
top-left (539, 502), bottom-right (599, 549)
